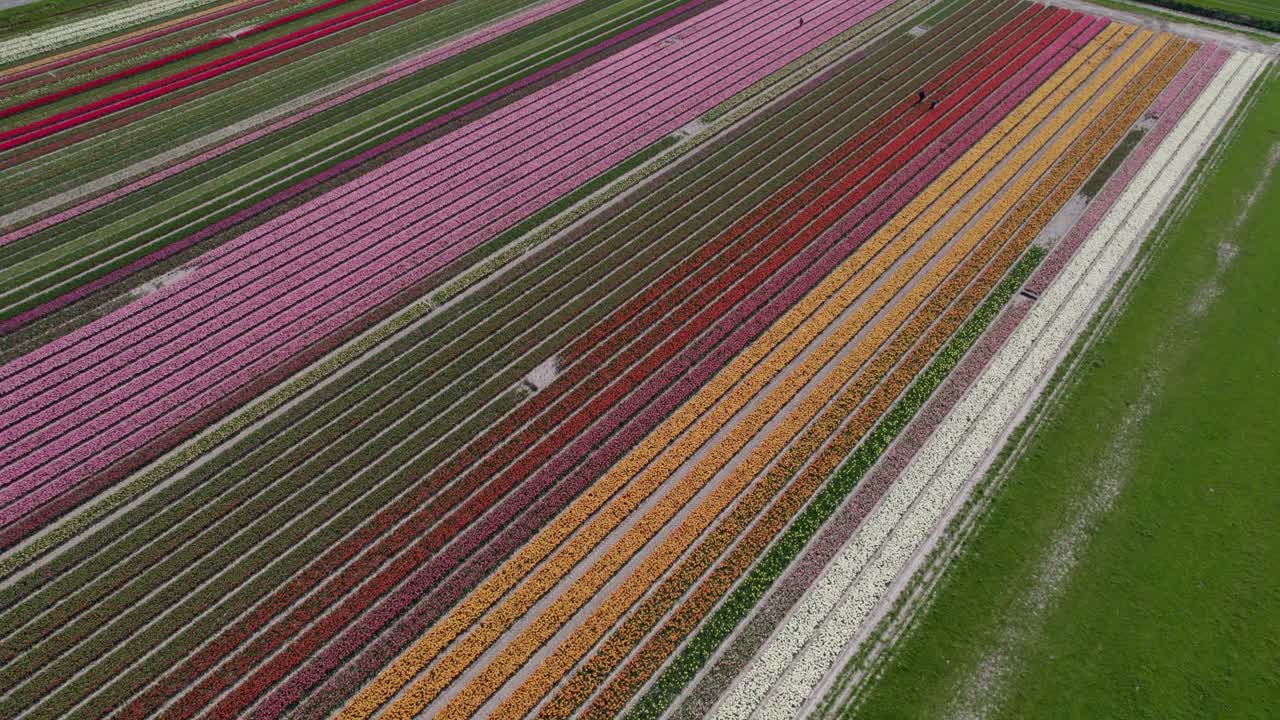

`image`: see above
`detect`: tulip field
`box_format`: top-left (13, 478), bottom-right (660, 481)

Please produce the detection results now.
top-left (0, 0), bottom-right (1269, 717)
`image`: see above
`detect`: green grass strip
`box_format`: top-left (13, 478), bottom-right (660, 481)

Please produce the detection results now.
top-left (1082, 127), bottom-right (1144, 197)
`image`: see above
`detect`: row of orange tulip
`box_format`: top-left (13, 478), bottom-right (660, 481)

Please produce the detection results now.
top-left (524, 24), bottom-right (1155, 720)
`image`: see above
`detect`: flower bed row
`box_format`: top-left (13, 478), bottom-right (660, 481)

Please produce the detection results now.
top-left (0, 1), bottom-right (926, 712)
top-left (556, 27), bottom-right (1147, 720)
top-left (345, 10), bottom-right (1084, 718)
top-left (711, 33), bottom-right (1182, 719)
top-left (0, 0), bottom-right (844, 525)
top-left (182, 5), bottom-right (1022, 716)
top-left (754, 50), bottom-right (1260, 720)
top-left (622, 25), bottom-right (1130, 717)
top-left (0, 0), bottom-right (292, 88)
top-left (0, 0), bottom-right (431, 146)
top-left (0, 0), bottom-right (375, 118)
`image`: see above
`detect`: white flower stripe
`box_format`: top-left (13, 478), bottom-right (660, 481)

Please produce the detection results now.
top-left (1, 0), bottom-right (217, 65)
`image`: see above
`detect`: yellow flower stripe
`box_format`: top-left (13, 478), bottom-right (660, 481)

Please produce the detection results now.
top-left (340, 22), bottom-right (1130, 720)
top-left (480, 27), bottom-right (1168, 720)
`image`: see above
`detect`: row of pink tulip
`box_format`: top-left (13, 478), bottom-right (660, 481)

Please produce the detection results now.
top-left (0, 0), bottom-right (885, 542)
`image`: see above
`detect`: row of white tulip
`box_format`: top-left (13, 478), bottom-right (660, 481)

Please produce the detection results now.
top-left (0, 0), bottom-right (215, 65)
top-left (707, 49), bottom-right (1264, 720)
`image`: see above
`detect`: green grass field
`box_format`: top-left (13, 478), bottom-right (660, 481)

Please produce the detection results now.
top-left (841, 66), bottom-right (1280, 720)
top-left (1178, 0), bottom-right (1280, 23)
top-left (1125, 0), bottom-right (1280, 32)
